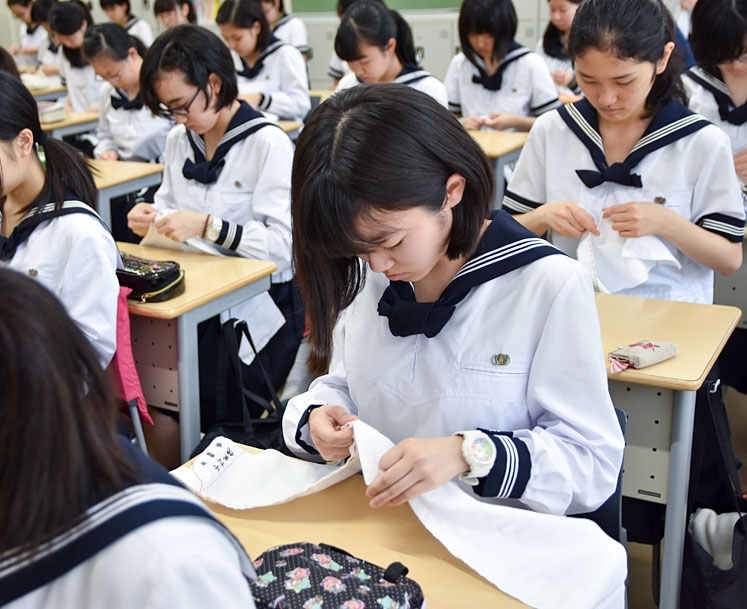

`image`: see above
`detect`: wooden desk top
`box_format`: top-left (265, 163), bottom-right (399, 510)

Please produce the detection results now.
top-left (309, 89), bottom-right (334, 102)
top-left (91, 159), bottom-right (164, 189)
top-left (207, 465), bottom-right (526, 608)
top-left (277, 120), bottom-right (302, 133)
top-left (40, 110), bottom-right (99, 130)
top-left (118, 243), bottom-right (276, 319)
top-left (469, 130), bottom-right (528, 159)
top-left (596, 293), bottom-right (741, 390)
top-left (30, 83), bottom-right (66, 96)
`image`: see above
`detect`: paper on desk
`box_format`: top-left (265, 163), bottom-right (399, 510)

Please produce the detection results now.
top-left (176, 424), bottom-right (627, 609)
top-left (140, 209), bottom-right (223, 256)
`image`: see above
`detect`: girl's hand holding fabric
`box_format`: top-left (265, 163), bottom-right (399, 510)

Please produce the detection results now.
top-left (99, 150), bottom-right (119, 161)
top-left (483, 112), bottom-right (523, 131)
top-left (603, 201), bottom-right (673, 238)
top-left (551, 69), bottom-right (573, 88)
top-left (734, 150), bottom-right (747, 182)
top-left (155, 211), bottom-right (209, 242)
top-left (127, 202), bottom-right (158, 236)
top-left (460, 115), bottom-right (483, 131)
top-left (308, 405), bottom-right (359, 461)
top-left (542, 200), bottom-right (600, 238)
top-left (366, 436), bottom-right (468, 508)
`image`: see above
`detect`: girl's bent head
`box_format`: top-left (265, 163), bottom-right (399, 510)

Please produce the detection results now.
top-left (216, 0), bottom-right (272, 58)
top-left (154, 0), bottom-right (196, 27)
top-left (459, 0), bottom-right (517, 65)
top-left (84, 23), bottom-right (146, 90)
top-left (689, 0), bottom-right (747, 70)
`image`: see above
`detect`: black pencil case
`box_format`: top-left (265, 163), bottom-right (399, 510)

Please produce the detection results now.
top-left (117, 251), bottom-right (186, 302)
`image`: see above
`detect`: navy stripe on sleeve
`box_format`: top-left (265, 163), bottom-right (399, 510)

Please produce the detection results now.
top-left (530, 97), bottom-right (562, 115)
top-left (502, 189), bottom-right (543, 215)
top-left (472, 429), bottom-right (531, 499)
top-left (448, 101), bottom-right (462, 113)
top-left (295, 404), bottom-right (323, 455)
top-left (696, 212), bottom-right (745, 243)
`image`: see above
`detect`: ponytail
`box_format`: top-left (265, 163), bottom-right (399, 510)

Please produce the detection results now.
top-left (390, 10), bottom-right (417, 67)
top-left (84, 22), bottom-right (147, 60)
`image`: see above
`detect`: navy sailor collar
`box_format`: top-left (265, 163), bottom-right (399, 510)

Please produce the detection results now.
top-left (377, 210), bottom-right (563, 338)
top-left (558, 97), bottom-right (711, 189)
top-left (355, 63), bottom-right (431, 85)
top-left (686, 66), bottom-right (747, 126)
top-left (471, 42), bottom-right (531, 92)
top-left (182, 100), bottom-right (279, 185)
top-left (124, 16), bottom-right (140, 31)
top-left (273, 14), bottom-right (291, 30)
top-left (237, 36), bottom-right (284, 80)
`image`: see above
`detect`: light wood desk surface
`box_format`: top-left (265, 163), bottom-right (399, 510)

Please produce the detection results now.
top-left (596, 293), bottom-right (741, 391)
top-left (277, 120), bottom-right (302, 133)
top-left (118, 243), bottom-right (276, 319)
top-left (309, 89), bottom-right (335, 103)
top-left (469, 131), bottom-right (528, 159)
top-left (204, 450), bottom-right (526, 609)
top-left (30, 83), bottom-right (66, 97)
top-left (91, 159), bottom-right (164, 189)
top-left (40, 110), bottom-right (99, 131)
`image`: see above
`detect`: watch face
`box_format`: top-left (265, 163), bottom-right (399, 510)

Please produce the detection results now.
top-left (470, 437), bottom-right (495, 464)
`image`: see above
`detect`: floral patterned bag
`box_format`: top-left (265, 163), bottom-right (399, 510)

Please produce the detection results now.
top-left (250, 542), bottom-right (425, 609)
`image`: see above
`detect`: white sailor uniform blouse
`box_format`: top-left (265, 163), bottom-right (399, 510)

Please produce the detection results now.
top-left (272, 15), bottom-right (309, 55)
top-left (95, 82), bottom-right (173, 161)
top-left (37, 35), bottom-right (61, 74)
top-left (284, 212), bottom-right (625, 516)
top-left (444, 43), bottom-right (561, 126)
top-left (503, 98), bottom-right (746, 304)
top-left (0, 201), bottom-right (119, 367)
top-left (328, 50), bottom-right (352, 81)
top-left (335, 65), bottom-right (449, 108)
top-left (234, 39), bottom-right (311, 122)
top-left (16, 23), bottom-right (47, 66)
top-left (124, 15), bottom-right (154, 47)
top-left (59, 52), bottom-right (103, 112)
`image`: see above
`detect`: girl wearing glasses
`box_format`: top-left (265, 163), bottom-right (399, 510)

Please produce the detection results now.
top-left (217, 0), bottom-right (310, 123)
top-left (127, 25), bottom-right (303, 454)
top-left (154, 0), bottom-right (197, 28)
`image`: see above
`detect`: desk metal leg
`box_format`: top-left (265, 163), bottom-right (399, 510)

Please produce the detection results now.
top-left (492, 147), bottom-right (523, 209)
top-left (95, 173), bottom-right (163, 230)
top-left (177, 310), bottom-right (202, 462)
top-left (97, 192), bottom-right (112, 228)
top-left (659, 389), bottom-right (696, 609)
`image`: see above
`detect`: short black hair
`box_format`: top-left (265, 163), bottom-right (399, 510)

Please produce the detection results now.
top-left (216, 0), bottom-right (272, 53)
top-left (568, 0), bottom-right (686, 116)
top-left (336, 0), bottom-right (384, 18)
top-left (49, 0), bottom-right (93, 66)
top-left (542, 0), bottom-right (583, 59)
top-left (153, 0), bottom-right (196, 23)
top-left (83, 22), bottom-right (146, 61)
top-left (459, 0), bottom-right (517, 67)
top-left (7, 0), bottom-right (32, 7)
top-left (30, 0), bottom-right (57, 23)
top-left (100, 0), bottom-right (130, 14)
top-left (140, 24), bottom-right (238, 118)
top-left (689, 0), bottom-right (747, 70)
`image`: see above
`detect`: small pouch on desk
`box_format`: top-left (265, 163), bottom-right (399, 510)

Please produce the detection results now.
top-left (609, 340), bottom-right (677, 373)
top-left (116, 251), bottom-right (185, 302)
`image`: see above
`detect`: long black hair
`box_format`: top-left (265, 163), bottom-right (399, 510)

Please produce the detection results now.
top-left (153, 0), bottom-right (196, 23)
top-left (0, 268), bottom-right (137, 555)
top-left (336, 0), bottom-right (384, 18)
top-left (542, 0), bottom-right (583, 59)
top-left (459, 0), bottom-right (517, 67)
top-left (0, 47), bottom-right (21, 78)
top-left (568, 0), bottom-right (686, 116)
top-left (335, 0), bottom-right (417, 67)
top-left (689, 0), bottom-right (747, 77)
top-left (49, 0), bottom-right (93, 67)
top-left (0, 72), bottom-right (96, 215)
top-left (30, 0), bottom-right (57, 24)
top-left (140, 24), bottom-right (239, 118)
top-left (216, 0), bottom-right (273, 53)
top-left (83, 22), bottom-right (147, 60)
top-left (292, 85), bottom-right (493, 375)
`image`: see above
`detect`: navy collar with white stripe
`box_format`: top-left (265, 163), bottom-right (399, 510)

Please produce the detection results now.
top-left (686, 66), bottom-right (747, 126)
top-left (273, 14), bottom-right (291, 31)
top-left (124, 16), bottom-right (139, 31)
top-left (182, 101), bottom-right (278, 185)
top-left (471, 42), bottom-right (531, 92)
top-left (558, 97), bottom-right (711, 189)
top-left (377, 210), bottom-right (563, 338)
top-left (237, 37), bottom-right (283, 80)
top-left (355, 63), bottom-right (432, 86)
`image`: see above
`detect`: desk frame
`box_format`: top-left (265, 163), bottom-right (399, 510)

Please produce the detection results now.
top-left (33, 88), bottom-right (66, 102)
top-left (491, 146), bottom-right (523, 209)
top-left (96, 170), bottom-right (163, 229)
top-left (46, 118), bottom-right (99, 139)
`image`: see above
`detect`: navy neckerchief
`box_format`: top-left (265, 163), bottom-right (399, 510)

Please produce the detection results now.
top-left (377, 210), bottom-right (563, 338)
top-left (273, 14), bottom-right (290, 31)
top-left (182, 101), bottom-right (278, 185)
top-left (558, 97), bottom-right (711, 189)
top-left (0, 199), bottom-right (105, 261)
top-left (47, 36), bottom-right (58, 53)
top-left (471, 42), bottom-right (531, 92)
top-left (237, 36), bottom-right (283, 80)
top-left (0, 437), bottom-right (255, 606)
top-left (686, 66), bottom-right (747, 126)
top-left (543, 27), bottom-right (567, 60)
top-left (26, 24), bottom-right (39, 36)
top-left (111, 88), bottom-right (144, 111)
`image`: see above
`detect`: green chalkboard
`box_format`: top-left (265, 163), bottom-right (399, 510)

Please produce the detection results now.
top-left (293, 0), bottom-right (460, 13)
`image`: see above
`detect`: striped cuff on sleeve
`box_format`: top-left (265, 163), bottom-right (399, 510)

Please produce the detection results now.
top-left (502, 189), bottom-right (543, 215)
top-left (328, 66), bottom-right (344, 79)
top-left (448, 101), bottom-right (462, 113)
top-left (215, 219), bottom-right (244, 250)
top-left (258, 93), bottom-right (272, 111)
top-left (530, 97), bottom-right (562, 116)
top-left (696, 213), bottom-right (745, 243)
top-left (295, 404), bottom-right (324, 455)
top-left (472, 429), bottom-right (531, 499)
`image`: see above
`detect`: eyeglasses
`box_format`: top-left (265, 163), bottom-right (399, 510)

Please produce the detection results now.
top-left (162, 87), bottom-right (202, 117)
top-left (103, 61), bottom-right (126, 84)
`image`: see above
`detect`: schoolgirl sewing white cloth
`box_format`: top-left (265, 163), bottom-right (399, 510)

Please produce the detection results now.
top-left (503, 98), bottom-right (746, 303)
top-left (95, 81), bottom-right (172, 161)
top-left (336, 65), bottom-right (449, 108)
top-left (534, 39), bottom-right (579, 97)
top-left (284, 212), bottom-right (624, 516)
top-left (123, 15), bottom-right (154, 46)
top-left (59, 53), bottom-right (103, 112)
top-left (272, 14), bottom-right (309, 55)
top-left (0, 200), bottom-right (119, 367)
top-left (233, 39), bottom-right (310, 122)
top-left (444, 44), bottom-right (561, 126)
top-left (17, 22), bottom-right (48, 66)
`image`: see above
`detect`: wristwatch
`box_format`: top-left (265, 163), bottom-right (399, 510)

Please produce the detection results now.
top-left (204, 215), bottom-right (222, 243)
top-left (454, 430), bottom-right (496, 485)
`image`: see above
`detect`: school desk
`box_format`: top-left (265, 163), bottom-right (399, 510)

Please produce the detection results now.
top-left (277, 120), bottom-right (303, 138)
top-left (469, 130), bottom-right (528, 208)
top-left (90, 159), bottom-right (164, 229)
top-left (713, 240), bottom-right (747, 330)
top-left (309, 88), bottom-right (334, 110)
top-left (30, 83), bottom-right (67, 102)
top-left (596, 293), bottom-right (741, 609)
top-left (199, 446), bottom-right (528, 609)
top-left (40, 110), bottom-right (99, 139)
top-left (118, 243), bottom-right (276, 462)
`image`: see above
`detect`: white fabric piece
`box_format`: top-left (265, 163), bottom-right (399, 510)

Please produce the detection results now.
top-left (689, 507), bottom-right (741, 570)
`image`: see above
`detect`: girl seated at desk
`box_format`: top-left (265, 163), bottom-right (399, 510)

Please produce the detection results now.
top-left (127, 24), bottom-right (304, 467)
top-left (333, 0), bottom-right (448, 108)
top-left (0, 71), bottom-right (118, 368)
top-left (283, 84), bottom-right (624, 516)
top-left (154, 0), bottom-right (197, 28)
top-left (30, 0), bottom-right (61, 78)
top-left (100, 0), bottom-right (154, 47)
top-left (255, 0), bottom-right (309, 60)
top-left (444, 0), bottom-right (561, 132)
top-left (216, 0), bottom-right (310, 123)
top-left (535, 0), bottom-right (583, 99)
top-left (0, 268), bottom-right (258, 609)
top-left (327, 0), bottom-right (384, 87)
top-left (503, 0), bottom-right (744, 304)
top-left (7, 0), bottom-right (47, 68)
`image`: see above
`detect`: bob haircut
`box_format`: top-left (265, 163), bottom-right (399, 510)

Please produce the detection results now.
top-left (100, 0), bottom-right (130, 13)
top-left (542, 0), bottom-right (583, 59)
top-left (0, 268), bottom-right (137, 555)
top-left (568, 0), bottom-right (686, 117)
top-left (459, 0), bottom-right (517, 67)
top-left (292, 84), bottom-right (494, 375)
top-left (7, 0), bottom-right (31, 7)
top-left (83, 22), bottom-right (147, 60)
top-left (216, 0), bottom-right (272, 53)
top-left (689, 0), bottom-right (747, 71)
top-left (140, 24), bottom-right (238, 118)
top-left (336, 0), bottom-right (384, 18)
top-left (335, 0), bottom-right (417, 67)
top-left (153, 0), bottom-right (197, 23)
top-left (49, 0), bottom-right (93, 66)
